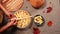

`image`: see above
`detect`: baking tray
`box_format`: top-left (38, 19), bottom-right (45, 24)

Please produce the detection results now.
top-left (2, 0), bottom-right (60, 34)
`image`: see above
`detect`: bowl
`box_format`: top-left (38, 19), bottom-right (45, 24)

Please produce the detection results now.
top-left (14, 10), bottom-right (33, 29)
top-left (34, 15), bottom-right (45, 27)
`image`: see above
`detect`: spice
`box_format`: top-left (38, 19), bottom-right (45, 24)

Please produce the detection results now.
top-left (43, 10), bottom-right (45, 13)
top-left (33, 28), bottom-right (40, 34)
top-left (50, 2), bottom-right (52, 4)
top-left (26, 6), bottom-right (28, 8)
top-left (50, 1), bottom-right (53, 7)
top-left (47, 7), bottom-right (52, 13)
top-left (47, 21), bottom-right (53, 27)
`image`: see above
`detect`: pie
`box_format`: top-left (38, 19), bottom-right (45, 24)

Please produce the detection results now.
top-left (2, 0), bottom-right (24, 11)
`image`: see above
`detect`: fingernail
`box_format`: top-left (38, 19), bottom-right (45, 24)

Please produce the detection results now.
top-left (10, 15), bottom-right (14, 18)
top-left (13, 20), bottom-right (16, 23)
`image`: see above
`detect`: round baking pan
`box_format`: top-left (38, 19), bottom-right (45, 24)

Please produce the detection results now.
top-left (14, 10), bottom-right (33, 30)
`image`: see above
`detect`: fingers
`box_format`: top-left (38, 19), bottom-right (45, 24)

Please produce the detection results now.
top-left (8, 13), bottom-right (15, 19)
top-left (10, 18), bottom-right (17, 25)
top-left (0, 4), bottom-right (11, 18)
top-left (0, 3), bottom-right (14, 19)
top-left (2, 0), bottom-right (9, 3)
top-left (0, 0), bottom-right (15, 19)
top-left (0, 0), bottom-right (2, 3)
top-left (13, 20), bottom-right (17, 25)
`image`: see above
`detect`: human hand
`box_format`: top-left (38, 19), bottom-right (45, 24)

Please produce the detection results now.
top-left (7, 18), bottom-right (17, 26)
top-left (7, 13), bottom-right (15, 19)
top-left (0, 3), bottom-right (15, 19)
top-left (0, 0), bottom-right (2, 3)
top-left (2, 0), bottom-right (9, 3)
